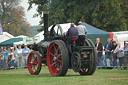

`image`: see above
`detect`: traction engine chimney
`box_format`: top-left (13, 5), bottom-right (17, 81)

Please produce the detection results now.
top-left (43, 11), bottom-right (49, 41)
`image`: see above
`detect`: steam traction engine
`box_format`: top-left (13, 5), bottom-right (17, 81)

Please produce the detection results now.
top-left (27, 11), bottom-right (97, 76)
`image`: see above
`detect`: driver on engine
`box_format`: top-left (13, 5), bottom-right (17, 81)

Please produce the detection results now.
top-left (66, 23), bottom-right (78, 53)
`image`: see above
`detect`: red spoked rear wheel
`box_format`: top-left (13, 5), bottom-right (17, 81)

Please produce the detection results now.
top-left (27, 51), bottom-right (42, 75)
top-left (47, 40), bottom-right (69, 76)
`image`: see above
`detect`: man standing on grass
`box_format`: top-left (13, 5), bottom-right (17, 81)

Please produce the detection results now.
top-left (17, 45), bottom-right (23, 68)
top-left (104, 38), bottom-right (113, 67)
top-left (22, 44), bottom-right (30, 68)
top-left (95, 38), bottom-right (103, 68)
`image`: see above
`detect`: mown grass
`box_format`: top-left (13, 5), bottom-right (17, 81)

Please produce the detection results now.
top-left (0, 67), bottom-right (128, 85)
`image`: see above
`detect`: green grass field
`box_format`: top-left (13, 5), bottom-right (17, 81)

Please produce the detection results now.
top-left (0, 67), bottom-right (128, 85)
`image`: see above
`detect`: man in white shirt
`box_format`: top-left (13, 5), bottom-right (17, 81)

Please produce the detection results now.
top-left (22, 44), bottom-right (30, 67)
top-left (76, 21), bottom-right (87, 46)
top-left (17, 45), bottom-right (23, 68)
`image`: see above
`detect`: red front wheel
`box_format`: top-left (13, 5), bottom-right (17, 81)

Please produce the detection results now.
top-left (27, 51), bottom-right (42, 75)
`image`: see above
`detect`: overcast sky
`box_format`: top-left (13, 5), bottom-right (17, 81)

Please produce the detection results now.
top-left (20, 0), bottom-right (41, 26)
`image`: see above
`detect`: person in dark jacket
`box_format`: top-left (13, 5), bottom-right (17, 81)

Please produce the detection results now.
top-left (104, 38), bottom-right (113, 67)
top-left (111, 41), bottom-right (117, 69)
top-left (95, 38), bottom-right (103, 68)
top-left (66, 23), bottom-right (78, 53)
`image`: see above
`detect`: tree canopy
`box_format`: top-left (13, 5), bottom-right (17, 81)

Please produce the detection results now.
top-left (28, 0), bottom-right (128, 32)
top-left (0, 0), bottom-right (32, 36)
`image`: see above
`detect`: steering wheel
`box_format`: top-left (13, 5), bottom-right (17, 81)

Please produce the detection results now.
top-left (50, 24), bottom-right (63, 40)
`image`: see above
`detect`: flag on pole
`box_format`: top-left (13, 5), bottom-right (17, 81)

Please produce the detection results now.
top-left (0, 19), bottom-right (3, 35)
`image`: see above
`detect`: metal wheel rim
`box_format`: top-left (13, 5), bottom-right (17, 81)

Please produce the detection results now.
top-left (27, 52), bottom-right (39, 74)
top-left (72, 52), bottom-right (81, 72)
top-left (47, 42), bottom-right (62, 76)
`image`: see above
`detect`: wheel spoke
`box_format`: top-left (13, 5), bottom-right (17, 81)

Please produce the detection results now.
top-left (32, 57), bottom-right (38, 65)
top-left (57, 54), bottom-right (61, 58)
top-left (34, 66), bottom-right (37, 71)
top-left (57, 62), bottom-right (60, 69)
top-left (50, 53), bottom-right (54, 56)
top-left (53, 45), bottom-right (57, 54)
top-left (58, 59), bottom-right (62, 63)
top-left (52, 44), bottom-right (61, 74)
top-left (55, 63), bottom-right (60, 73)
top-left (55, 47), bottom-right (59, 55)
top-left (51, 62), bottom-right (56, 67)
top-left (33, 56), bottom-right (37, 61)
top-left (31, 64), bottom-right (38, 72)
top-left (32, 66), bottom-right (35, 70)
top-left (56, 62), bottom-right (61, 72)
top-left (56, 62), bottom-right (59, 68)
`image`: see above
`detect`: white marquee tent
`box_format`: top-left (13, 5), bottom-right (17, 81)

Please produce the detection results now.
top-left (0, 32), bottom-right (14, 43)
top-left (112, 31), bottom-right (128, 46)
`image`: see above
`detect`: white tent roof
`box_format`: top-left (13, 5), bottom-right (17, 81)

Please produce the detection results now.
top-left (35, 31), bottom-right (44, 41)
top-left (0, 32), bottom-right (14, 43)
top-left (112, 31), bottom-right (128, 34)
top-left (16, 35), bottom-right (28, 38)
top-left (113, 33), bottom-right (128, 46)
top-left (112, 31), bottom-right (128, 46)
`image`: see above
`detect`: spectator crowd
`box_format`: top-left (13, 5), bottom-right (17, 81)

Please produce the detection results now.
top-left (95, 38), bottom-right (128, 70)
top-left (0, 44), bottom-right (33, 70)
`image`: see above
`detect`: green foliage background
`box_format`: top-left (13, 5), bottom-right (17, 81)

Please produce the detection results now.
top-left (0, 0), bottom-right (32, 36)
top-left (28, 0), bottom-right (128, 32)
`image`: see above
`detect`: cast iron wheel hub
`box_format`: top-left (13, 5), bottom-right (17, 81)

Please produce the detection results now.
top-left (71, 52), bottom-right (81, 72)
